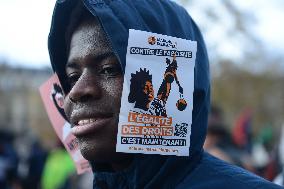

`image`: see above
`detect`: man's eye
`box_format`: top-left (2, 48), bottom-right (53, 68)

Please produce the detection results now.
top-left (67, 73), bottom-right (80, 87)
top-left (100, 65), bottom-right (122, 76)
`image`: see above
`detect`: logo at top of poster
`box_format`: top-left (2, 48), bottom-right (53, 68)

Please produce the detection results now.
top-left (128, 54), bottom-right (187, 116)
top-left (148, 36), bottom-right (156, 45)
top-left (148, 35), bottom-right (177, 49)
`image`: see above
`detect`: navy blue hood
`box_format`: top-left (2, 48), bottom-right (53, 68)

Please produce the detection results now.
top-left (48, 0), bottom-right (210, 188)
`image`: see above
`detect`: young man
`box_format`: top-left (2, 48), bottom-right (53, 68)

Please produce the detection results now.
top-left (48, 0), bottom-right (282, 188)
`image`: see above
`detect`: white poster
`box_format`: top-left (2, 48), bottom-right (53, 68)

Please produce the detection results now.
top-left (117, 29), bottom-right (197, 156)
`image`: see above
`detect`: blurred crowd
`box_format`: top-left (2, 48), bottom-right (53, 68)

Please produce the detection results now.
top-left (0, 104), bottom-right (283, 189)
top-left (0, 130), bottom-right (92, 189)
top-left (204, 105), bottom-right (283, 184)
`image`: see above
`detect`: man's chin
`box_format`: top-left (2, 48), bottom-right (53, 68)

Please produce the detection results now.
top-left (77, 137), bottom-right (133, 165)
top-left (78, 138), bottom-right (112, 161)
top-left (80, 147), bottom-right (134, 171)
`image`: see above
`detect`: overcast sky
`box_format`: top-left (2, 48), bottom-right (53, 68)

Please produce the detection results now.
top-left (0, 0), bottom-right (283, 68)
top-left (0, 0), bottom-right (56, 68)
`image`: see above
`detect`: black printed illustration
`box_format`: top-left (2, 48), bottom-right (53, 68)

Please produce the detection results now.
top-left (51, 83), bottom-right (68, 121)
top-left (128, 55), bottom-right (187, 117)
top-left (51, 83), bottom-right (73, 140)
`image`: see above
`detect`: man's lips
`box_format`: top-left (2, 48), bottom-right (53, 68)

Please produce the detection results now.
top-left (71, 114), bottom-right (113, 136)
top-left (148, 93), bottom-right (154, 99)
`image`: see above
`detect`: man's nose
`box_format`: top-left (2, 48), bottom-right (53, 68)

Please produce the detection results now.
top-left (68, 71), bottom-right (101, 103)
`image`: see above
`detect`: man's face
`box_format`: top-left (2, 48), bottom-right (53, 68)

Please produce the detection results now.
top-left (143, 81), bottom-right (154, 102)
top-left (63, 21), bottom-right (125, 162)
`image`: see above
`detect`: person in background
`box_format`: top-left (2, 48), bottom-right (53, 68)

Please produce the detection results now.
top-left (41, 140), bottom-right (75, 189)
top-left (0, 130), bottom-right (20, 189)
top-left (204, 122), bottom-right (234, 163)
top-left (274, 124), bottom-right (284, 186)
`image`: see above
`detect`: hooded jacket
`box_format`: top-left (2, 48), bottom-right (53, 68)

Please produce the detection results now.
top-left (48, 0), bottom-right (282, 188)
